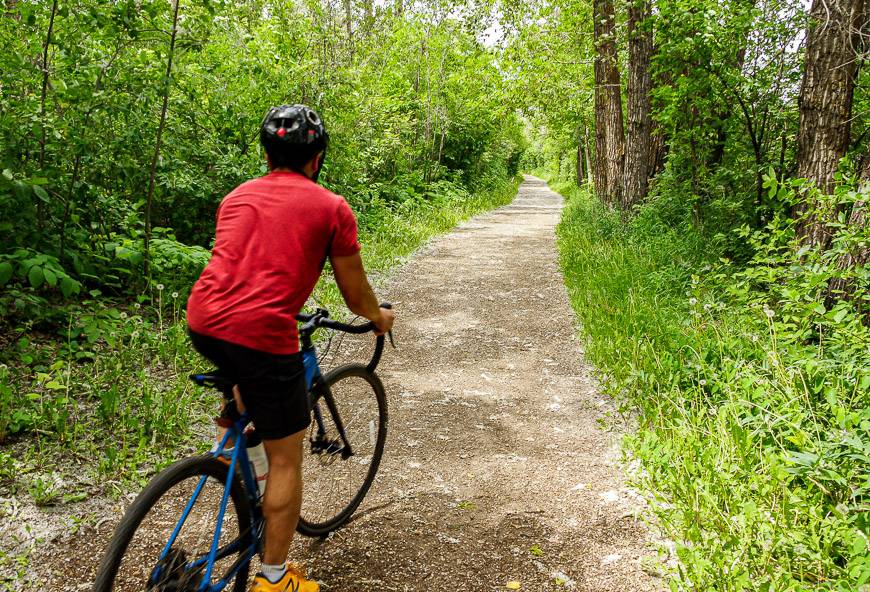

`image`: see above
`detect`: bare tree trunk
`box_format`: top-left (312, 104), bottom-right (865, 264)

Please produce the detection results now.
top-left (794, 0), bottom-right (865, 246)
top-left (622, 0), bottom-right (654, 209)
top-left (593, 0), bottom-right (625, 206)
top-left (144, 0), bottom-right (181, 281)
top-left (583, 126), bottom-right (594, 185)
top-left (576, 143), bottom-right (584, 186)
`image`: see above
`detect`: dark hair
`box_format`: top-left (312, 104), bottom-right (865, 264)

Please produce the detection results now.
top-left (263, 143), bottom-right (321, 171)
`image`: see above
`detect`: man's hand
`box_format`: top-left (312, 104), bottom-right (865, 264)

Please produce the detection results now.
top-left (373, 306), bottom-right (395, 335)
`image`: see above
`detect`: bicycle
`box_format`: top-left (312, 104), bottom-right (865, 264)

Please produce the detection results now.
top-left (92, 306), bottom-right (392, 592)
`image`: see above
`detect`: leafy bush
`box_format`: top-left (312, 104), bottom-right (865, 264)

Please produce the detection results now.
top-left (555, 179), bottom-right (869, 591)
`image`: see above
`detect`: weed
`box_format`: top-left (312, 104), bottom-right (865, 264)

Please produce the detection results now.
top-left (554, 180), bottom-right (870, 590)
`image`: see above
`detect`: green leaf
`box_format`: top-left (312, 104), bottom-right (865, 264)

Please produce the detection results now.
top-left (60, 277), bottom-right (77, 298)
top-left (43, 268), bottom-right (57, 286)
top-left (0, 262), bottom-right (12, 286)
top-left (28, 266), bottom-right (45, 288)
top-left (32, 185), bottom-right (49, 202)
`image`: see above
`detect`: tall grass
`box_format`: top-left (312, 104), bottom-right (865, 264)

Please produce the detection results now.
top-left (553, 180), bottom-right (869, 591)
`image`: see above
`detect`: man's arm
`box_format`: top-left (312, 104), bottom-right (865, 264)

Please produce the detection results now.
top-left (330, 252), bottom-right (395, 334)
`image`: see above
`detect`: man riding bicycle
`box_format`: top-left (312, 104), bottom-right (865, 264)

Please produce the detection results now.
top-left (186, 104), bottom-right (395, 592)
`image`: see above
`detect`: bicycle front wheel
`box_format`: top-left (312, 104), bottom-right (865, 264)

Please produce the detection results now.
top-left (297, 363), bottom-right (387, 537)
top-left (92, 455), bottom-right (253, 592)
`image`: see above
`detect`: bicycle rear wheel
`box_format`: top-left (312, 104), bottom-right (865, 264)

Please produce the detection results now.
top-left (92, 455), bottom-right (253, 592)
top-left (297, 363), bottom-right (387, 537)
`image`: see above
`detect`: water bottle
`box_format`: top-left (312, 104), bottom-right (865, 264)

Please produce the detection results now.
top-left (245, 428), bottom-right (269, 497)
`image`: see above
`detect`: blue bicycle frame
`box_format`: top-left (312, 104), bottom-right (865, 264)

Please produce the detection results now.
top-left (152, 347), bottom-right (324, 592)
top-left (151, 301), bottom-right (390, 591)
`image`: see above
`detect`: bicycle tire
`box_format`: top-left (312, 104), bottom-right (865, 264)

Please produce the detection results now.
top-left (297, 363), bottom-right (387, 537)
top-left (92, 455), bottom-right (253, 592)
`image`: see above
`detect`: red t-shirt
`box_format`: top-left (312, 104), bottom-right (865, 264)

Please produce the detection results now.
top-left (187, 171), bottom-right (360, 354)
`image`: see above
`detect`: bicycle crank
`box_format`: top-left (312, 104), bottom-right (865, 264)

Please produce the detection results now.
top-left (147, 548), bottom-right (205, 592)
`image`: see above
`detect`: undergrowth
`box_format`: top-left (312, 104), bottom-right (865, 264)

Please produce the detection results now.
top-left (0, 175), bottom-right (521, 505)
top-left (553, 179), bottom-right (869, 591)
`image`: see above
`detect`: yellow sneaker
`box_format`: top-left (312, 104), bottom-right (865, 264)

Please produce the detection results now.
top-left (249, 564), bottom-right (319, 592)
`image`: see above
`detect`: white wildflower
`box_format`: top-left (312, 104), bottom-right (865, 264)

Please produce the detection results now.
top-left (156, 283), bottom-right (165, 291)
top-left (763, 307), bottom-right (775, 318)
top-left (689, 297), bottom-right (698, 306)
top-left (120, 312), bottom-right (128, 319)
top-left (699, 379), bottom-right (707, 386)
top-left (134, 302), bottom-right (141, 309)
top-left (171, 291), bottom-right (179, 299)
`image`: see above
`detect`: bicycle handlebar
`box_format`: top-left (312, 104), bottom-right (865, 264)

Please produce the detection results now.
top-left (295, 303), bottom-right (393, 372)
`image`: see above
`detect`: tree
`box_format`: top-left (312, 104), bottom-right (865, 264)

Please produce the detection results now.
top-left (794, 0), bottom-right (866, 246)
top-left (592, 0), bottom-right (625, 206)
top-left (144, 0), bottom-right (182, 280)
top-left (622, 0), bottom-right (655, 208)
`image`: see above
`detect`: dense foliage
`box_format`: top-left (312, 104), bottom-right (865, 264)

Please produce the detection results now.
top-left (512, 0), bottom-right (869, 588)
top-left (0, 0), bottom-right (524, 322)
top-left (0, 0), bottom-right (523, 515)
top-left (556, 180), bottom-right (868, 590)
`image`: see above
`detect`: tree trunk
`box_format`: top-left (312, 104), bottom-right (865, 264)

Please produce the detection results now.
top-left (36, 0), bottom-right (58, 230)
top-left (144, 0), bottom-right (181, 281)
top-left (584, 126), bottom-right (594, 185)
top-left (622, 0), bottom-right (654, 209)
top-left (593, 0), bottom-right (625, 206)
top-left (648, 45), bottom-right (670, 180)
top-left (793, 0), bottom-right (865, 246)
top-left (825, 155), bottom-right (869, 305)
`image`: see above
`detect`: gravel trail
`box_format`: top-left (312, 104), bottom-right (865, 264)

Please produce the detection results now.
top-left (36, 176), bottom-right (662, 591)
top-left (295, 176), bottom-right (662, 591)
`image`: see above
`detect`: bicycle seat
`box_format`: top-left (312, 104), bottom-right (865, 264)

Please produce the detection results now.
top-left (189, 372), bottom-right (234, 391)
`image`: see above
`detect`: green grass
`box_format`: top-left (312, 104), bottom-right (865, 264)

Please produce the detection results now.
top-left (0, 175), bottom-right (521, 503)
top-left (552, 180), bottom-right (869, 592)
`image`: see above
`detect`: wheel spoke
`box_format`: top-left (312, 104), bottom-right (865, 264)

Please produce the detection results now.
top-left (298, 365), bottom-right (386, 535)
top-left (92, 457), bottom-right (252, 592)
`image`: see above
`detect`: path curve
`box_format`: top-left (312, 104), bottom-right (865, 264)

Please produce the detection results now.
top-left (295, 176), bottom-right (662, 591)
top-left (40, 176), bottom-right (662, 592)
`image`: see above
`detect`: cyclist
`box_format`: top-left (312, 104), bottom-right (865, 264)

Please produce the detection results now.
top-left (186, 104), bottom-right (395, 592)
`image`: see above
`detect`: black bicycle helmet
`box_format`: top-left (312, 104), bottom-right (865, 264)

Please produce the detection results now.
top-left (260, 104), bottom-right (329, 181)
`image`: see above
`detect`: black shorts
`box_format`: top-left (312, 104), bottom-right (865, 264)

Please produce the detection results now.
top-left (188, 329), bottom-right (310, 440)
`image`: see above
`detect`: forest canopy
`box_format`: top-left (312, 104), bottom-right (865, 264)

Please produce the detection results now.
top-left (0, 0), bottom-right (525, 322)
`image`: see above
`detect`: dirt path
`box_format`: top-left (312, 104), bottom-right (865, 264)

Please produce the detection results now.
top-left (34, 176), bottom-right (662, 591)
top-left (292, 176), bottom-right (662, 591)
